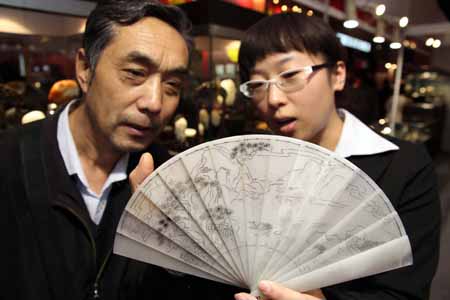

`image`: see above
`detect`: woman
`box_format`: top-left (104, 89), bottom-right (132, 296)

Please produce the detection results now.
top-left (235, 12), bottom-right (440, 300)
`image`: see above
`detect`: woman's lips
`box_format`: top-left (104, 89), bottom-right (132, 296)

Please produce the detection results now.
top-left (276, 118), bottom-right (297, 135)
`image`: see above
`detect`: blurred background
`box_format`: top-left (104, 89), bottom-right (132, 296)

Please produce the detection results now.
top-left (0, 0), bottom-right (449, 298)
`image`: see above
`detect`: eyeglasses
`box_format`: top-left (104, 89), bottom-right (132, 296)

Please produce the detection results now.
top-left (239, 62), bottom-right (336, 100)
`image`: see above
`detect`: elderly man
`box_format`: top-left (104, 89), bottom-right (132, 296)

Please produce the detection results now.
top-left (1, 1), bottom-right (238, 299)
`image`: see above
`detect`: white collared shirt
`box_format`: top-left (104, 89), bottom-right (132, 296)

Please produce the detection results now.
top-left (334, 109), bottom-right (399, 158)
top-left (57, 100), bottom-right (129, 224)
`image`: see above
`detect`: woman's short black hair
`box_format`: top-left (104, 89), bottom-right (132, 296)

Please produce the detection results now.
top-left (238, 12), bottom-right (347, 83)
top-left (83, 0), bottom-right (192, 73)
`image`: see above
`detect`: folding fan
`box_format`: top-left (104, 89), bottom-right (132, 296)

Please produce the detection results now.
top-left (114, 134), bottom-right (412, 295)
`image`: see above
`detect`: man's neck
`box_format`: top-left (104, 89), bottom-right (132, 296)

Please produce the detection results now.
top-left (69, 101), bottom-right (123, 195)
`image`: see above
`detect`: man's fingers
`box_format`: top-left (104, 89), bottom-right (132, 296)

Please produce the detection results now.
top-left (129, 152), bottom-right (154, 192)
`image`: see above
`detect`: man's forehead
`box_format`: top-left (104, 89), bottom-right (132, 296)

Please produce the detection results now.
top-left (105, 18), bottom-right (189, 68)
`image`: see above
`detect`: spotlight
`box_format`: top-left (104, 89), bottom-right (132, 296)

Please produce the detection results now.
top-left (390, 27), bottom-right (402, 49)
top-left (432, 39), bottom-right (441, 48)
top-left (373, 19), bottom-right (385, 43)
top-left (399, 16), bottom-right (409, 28)
top-left (344, 0), bottom-right (359, 29)
top-left (375, 4), bottom-right (386, 16)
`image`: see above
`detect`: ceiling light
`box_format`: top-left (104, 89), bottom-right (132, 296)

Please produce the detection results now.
top-left (375, 4), bottom-right (386, 16)
top-left (390, 42), bottom-right (402, 49)
top-left (373, 19), bottom-right (385, 43)
top-left (399, 16), bottom-right (409, 28)
top-left (425, 37), bottom-right (434, 47)
top-left (390, 27), bottom-right (402, 49)
top-left (432, 39), bottom-right (441, 48)
top-left (281, 4), bottom-right (288, 12)
top-left (373, 36), bottom-right (385, 43)
top-left (344, 0), bottom-right (359, 29)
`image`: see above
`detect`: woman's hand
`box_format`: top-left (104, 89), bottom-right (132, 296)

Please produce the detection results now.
top-left (235, 281), bottom-right (325, 300)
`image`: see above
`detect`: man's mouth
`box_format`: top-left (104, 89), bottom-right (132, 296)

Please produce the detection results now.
top-left (124, 123), bottom-right (153, 137)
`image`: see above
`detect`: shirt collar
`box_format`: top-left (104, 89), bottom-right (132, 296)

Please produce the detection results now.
top-left (334, 109), bottom-right (399, 158)
top-left (57, 99), bottom-right (129, 195)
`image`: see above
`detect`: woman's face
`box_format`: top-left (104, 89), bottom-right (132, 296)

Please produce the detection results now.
top-left (248, 51), bottom-right (346, 150)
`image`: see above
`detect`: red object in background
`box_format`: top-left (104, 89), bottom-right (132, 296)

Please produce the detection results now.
top-left (48, 79), bottom-right (80, 104)
top-left (201, 50), bottom-right (210, 80)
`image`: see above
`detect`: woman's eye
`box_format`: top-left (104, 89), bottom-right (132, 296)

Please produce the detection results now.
top-left (281, 70), bottom-right (301, 79)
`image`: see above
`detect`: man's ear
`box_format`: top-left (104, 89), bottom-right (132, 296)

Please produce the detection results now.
top-left (75, 48), bottom-right (91, 93)
top-left (332, 61), bottom-right (346, 92)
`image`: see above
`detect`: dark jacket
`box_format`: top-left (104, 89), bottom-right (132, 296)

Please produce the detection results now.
top-left (0, 111), bottom-right (240, 300)
top-left (323, 138), bottom-right (441, 300)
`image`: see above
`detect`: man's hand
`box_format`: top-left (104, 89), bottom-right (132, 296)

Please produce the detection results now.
top-left (129, 152), bottom-right (154, 193)
top-left (234, 281), bottom-right (325, 300)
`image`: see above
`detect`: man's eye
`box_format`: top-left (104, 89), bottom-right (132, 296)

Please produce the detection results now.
top-left (164, 80), bottom-right (182, 96)
top-left (124, 69), bottom-right (146, 77)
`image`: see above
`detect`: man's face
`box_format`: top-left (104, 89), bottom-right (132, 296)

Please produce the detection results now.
top-left (77, 17), bottom-right (189, 153)
top-left (248, 51), bottom-right (345, 147)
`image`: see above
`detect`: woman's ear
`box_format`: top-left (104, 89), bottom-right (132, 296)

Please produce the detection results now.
top-left (75, 48), bottom-right (91, 94)
top-left (332, 61), bottom-right (346, 92)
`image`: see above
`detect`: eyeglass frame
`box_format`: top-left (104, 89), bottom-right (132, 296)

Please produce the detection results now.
top-left (239, 62), bottom-right (337, 99)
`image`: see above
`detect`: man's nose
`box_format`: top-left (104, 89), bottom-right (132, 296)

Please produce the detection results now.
top-left (138, 74), bottom-right (163, 113)
top-left (267, 82), bottom-right (288, 108)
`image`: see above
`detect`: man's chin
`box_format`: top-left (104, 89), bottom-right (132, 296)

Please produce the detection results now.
top-left (113, 139), bottom-right (154, 153)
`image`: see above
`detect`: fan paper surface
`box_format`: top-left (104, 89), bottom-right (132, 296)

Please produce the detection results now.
top-left (114, 135), bottom-right (412, 295)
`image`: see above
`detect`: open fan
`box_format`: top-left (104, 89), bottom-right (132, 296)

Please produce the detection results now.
top-left (114, 135), bottom-right (412, 295)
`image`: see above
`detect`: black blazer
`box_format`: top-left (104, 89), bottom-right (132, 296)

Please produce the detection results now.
top-left (323, 139), bottom-right (441, 300)
top-left (0, 111), bottom-right (240, 300)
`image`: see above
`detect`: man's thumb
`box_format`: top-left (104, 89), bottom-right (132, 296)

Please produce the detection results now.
top-left (129, 152), bottom-right (154, 192)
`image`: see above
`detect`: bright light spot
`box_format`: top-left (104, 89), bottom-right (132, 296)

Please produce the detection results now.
top-left (273, 0), bottom-right (279, 4)
top-left (343, 19), bottom-right (359, 29)
top-left (425, 37), bottom-right (434, 47)
top-left (373, 36), bottom-right (385, 43)
top-left (379, 118), bottom-right (387, 125)
top-left (375, 4), bottom-right (386, 16)
top-left (292, 5), bottom-right (302, 13)
top-left (381, 127), bottom-right (392, 135)
top-left (403, 40), bottom-right (410, 47)
top-left (390, 42), bottom-right (402, 49)
top-left (226, 41), bottom-right (241, 63)
top-left (281, 5), bottom-right (288, 12)
top-left (391, 64), bottom-right (397, 70)
top-left (399, 16), bottom-right (409, 28)
top-left (34, 82), bottom-right (41, 89)
top-left (185, 128), bottom-right (197, 138)
top-left (307, 10), bottom-right (314, 16)
top-left (432, 39), bottom-right (441, 48)
top-left (385, 62), bottom-right (392, 69)
top-left (419, 87), bottom-right (426, 94)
